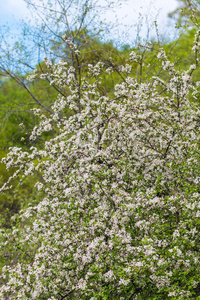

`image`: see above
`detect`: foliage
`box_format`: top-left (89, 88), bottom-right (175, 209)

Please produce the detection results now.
top-left (162, 27), bottom-right (200, 97)
top-left (0, 74), bottom-right (62, 225)
top-left (0, 25), bottom-right (200, 299)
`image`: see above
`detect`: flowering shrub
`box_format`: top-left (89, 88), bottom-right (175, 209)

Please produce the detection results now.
top-left (0, 31), bottom-right (200, 299)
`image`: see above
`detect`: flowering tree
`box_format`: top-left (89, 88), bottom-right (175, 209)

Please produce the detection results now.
top-left (0, 28), bottom-right (200, 299)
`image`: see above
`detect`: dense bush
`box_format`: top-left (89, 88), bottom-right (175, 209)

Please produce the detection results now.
top-left (0, 29), bottom-right (200, 299)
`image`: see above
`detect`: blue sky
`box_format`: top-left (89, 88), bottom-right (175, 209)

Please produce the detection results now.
top-left (0, 0), bottom-right (179, 43)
